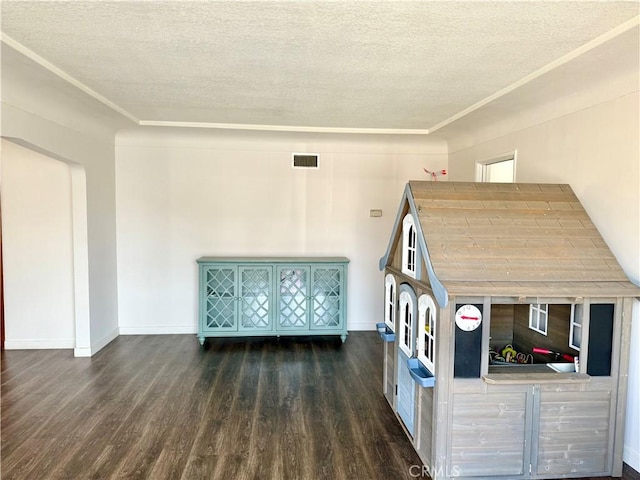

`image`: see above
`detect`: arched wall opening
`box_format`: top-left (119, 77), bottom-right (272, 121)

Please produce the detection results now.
top-left (1, 138), bottom-right (91, 356)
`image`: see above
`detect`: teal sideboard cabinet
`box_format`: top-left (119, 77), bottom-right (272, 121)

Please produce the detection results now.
top-left (197, 257), bottom-right (349, 345)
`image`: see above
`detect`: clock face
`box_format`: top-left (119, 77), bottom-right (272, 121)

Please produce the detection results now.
top-left (455, 305), bottom-right (482, 332)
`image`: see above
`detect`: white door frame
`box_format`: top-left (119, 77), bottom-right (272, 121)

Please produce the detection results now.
top-left (475, 151), bottom-right (517, 183)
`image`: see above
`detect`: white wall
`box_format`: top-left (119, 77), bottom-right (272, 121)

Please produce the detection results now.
top-left (1, 44), bottom-right (129, 354)
top-left (115, 128), bottom-right (447, 333)
top-left (1, 139), bottom-right (75, 348)
top-left (445, 80), bottom-right (640, 470)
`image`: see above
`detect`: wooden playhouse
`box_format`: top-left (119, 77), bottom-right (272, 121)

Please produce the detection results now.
top-left (377, 181), bottom-right (639, 480)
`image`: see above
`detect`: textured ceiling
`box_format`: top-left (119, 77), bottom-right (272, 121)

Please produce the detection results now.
top-left (1, 1), bottom-right (639, 132)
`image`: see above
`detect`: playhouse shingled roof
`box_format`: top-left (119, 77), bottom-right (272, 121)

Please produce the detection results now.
top-left (381, 181), bottom-right (640, 302)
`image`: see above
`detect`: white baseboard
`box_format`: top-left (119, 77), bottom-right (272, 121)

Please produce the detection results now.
top-left (73, 346), bottom-right (92, 357)
top-left (624, 444), bottom-right (640, 473)
top-left (88, 327), bottom-right (120, 356)
top-left (4, 338), bottom-right (75, 350)
top-left (347, 323), bottom-right (377, 331)
top-left (118, 325), bottom-right (197, 335)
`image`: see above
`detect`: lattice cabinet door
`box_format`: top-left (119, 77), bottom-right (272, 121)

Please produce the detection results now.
top-left (202, 266), bottom-right (238, 331)
top-left (310, 265), bottom-right (345, 330)
top-left (276, 266), bottom-right (310, 330)
top-left (238, 266), bottom-right (273, 331)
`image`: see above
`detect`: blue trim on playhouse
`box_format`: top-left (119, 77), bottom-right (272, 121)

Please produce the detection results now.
top-left (378, 183), bottom-right (449, 308)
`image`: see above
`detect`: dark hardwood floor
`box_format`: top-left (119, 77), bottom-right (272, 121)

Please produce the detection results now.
top-left (1, 332), bottom-right (638, 480)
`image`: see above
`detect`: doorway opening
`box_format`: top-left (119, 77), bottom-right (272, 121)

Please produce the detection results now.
top-left (1, 138), bottom-right (91, 356)
top-left (476, 152), bottom-right (516, 183)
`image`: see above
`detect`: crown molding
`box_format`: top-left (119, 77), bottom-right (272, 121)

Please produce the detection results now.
top-left (138, 120), bottom-right (430, 135)
top-left (428, 15), bottom-right (640, 134)
top-left (1, 33), bottom-right (140, 123)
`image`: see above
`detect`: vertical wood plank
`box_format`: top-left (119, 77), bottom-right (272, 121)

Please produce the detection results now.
top-left (612, 297), bottom-right (633, 477)
top-left (433, 302), bottom-right (453, 479)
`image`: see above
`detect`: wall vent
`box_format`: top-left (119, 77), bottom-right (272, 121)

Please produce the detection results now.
top-left (292, 153), bottom-right (319, 169)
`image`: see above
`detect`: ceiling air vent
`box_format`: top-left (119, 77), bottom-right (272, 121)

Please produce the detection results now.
top-left (292, 153), bottom-right (319, 169)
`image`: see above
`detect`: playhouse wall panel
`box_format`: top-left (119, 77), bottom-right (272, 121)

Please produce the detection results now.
top-left (417, 387), bottom-right (434, 465)
top-left (385, 340), bottom-right (395, 406)
top-left (449, 392), bottom-right (527, 477)
top-left (536, 389), bottom-right (611, 476)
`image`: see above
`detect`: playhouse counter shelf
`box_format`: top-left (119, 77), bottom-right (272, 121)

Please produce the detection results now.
top-left (196, 256), bottom-right (349, 345)
top-left (483, 371), bottom-right (591, 384)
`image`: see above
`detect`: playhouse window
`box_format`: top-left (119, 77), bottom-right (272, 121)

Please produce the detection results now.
top-left (417, 294), bottom-right (436, 373)
top-left (489, 303), bottom-right (582, 372)
top-left (384, 274), bottom-right (396, 331)
top-left (487, 302), bottom-right (616, 378)
top-left (399, 291), bottom-right (414, 356)
top-left (402, 213), bottom-right (417, 278)
top-left (529, 303), bottom-right (548, 335)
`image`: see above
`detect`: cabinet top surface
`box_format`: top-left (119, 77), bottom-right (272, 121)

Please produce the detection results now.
top-left (197, 256), bottom-right (350, 264)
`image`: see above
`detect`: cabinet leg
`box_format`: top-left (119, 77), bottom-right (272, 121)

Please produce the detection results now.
top-left (340, 334), bottom-right (347, 343)
top-left (198, 336), bottom-right (205, 346)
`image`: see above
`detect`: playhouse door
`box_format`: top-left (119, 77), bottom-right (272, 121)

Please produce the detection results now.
top-left (397, 286), bottom-right (416, 436)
